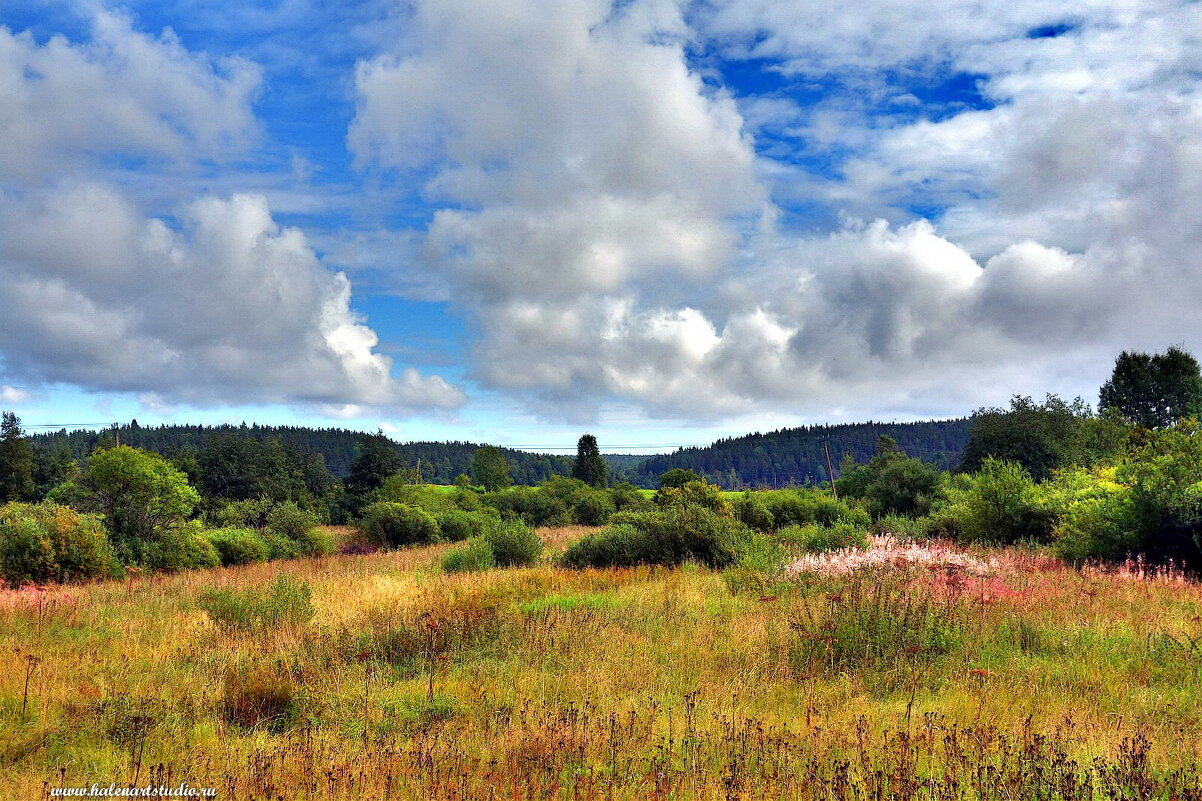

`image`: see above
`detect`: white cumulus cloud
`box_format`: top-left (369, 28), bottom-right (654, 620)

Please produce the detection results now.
top-left (0, 8), bottom-right (462, 417)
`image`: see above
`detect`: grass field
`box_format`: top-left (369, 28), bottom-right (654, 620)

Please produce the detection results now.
top-left (4, 526), bottom-right (1202, 799)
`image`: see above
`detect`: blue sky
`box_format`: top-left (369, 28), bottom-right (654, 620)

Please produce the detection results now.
top-left (0, 0), bottom-right (1199, 451)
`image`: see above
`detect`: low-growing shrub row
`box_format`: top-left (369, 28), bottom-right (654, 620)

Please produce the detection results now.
top-left (0, 498), bottom-right (335, 587)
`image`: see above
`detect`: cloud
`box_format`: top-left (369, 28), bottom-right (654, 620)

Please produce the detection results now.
top-left (348, 0), bottom-right (1202, 422)
top-left (0, 10), bottom-right (261, 182)
top-left (0, 186), bottom-right (464, 414)
top-left (0, 386), bottom-right (30, 404)
top-left (0, 8), bottom-right (462, 417)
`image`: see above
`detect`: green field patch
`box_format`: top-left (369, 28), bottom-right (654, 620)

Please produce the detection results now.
top-left (519, 591), bottom-right (622, 616)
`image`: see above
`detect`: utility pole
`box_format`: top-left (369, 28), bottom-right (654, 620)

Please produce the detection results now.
top-left (113, 422), bottom-right (121, 448)
top-left (823, 442), bottom-right (838, 500)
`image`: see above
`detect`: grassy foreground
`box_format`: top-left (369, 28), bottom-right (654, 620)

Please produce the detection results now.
top-left (4, 527), bottom-right (1202, 799)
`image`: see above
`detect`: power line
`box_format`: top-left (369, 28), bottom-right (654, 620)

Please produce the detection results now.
top-left (20, 423), bottom-right (112, 429)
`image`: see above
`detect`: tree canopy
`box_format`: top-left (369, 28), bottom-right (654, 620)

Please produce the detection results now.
top-left (1100, 346), bottom-right (1202, 429)
top-left (470, 446), bottom-right (511, 492)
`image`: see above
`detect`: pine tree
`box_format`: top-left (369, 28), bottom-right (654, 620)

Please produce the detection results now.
top-left (0, 411), bottom-right (35, 501)
top-left (572, 434), bottom-right (608, 488)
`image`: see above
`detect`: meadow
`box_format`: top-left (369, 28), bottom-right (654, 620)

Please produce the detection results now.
top-left (4, 525), bottom-right (1202, 800)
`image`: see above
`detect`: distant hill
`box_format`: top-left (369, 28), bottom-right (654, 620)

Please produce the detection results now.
top-left (634, 419), bottom-right (972, 489)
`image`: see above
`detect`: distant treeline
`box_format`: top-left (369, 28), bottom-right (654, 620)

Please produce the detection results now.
top-left (28, 419), bottom-right (973, 489)
top-left (635, 419), bottom-right (973, 488)
top-left (27, 423), bottom-right (602, 485)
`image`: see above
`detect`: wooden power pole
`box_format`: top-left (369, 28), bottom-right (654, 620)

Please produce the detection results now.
top-left (823, 442), bottom-right (838, 500)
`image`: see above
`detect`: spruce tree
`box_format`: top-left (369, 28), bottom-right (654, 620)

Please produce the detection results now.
top-left (345, 431), bottom-right (402, 499)
top-left (571, 434), bottom-right (608, 488)
top-left (0, 411), bottom-right (35, 502)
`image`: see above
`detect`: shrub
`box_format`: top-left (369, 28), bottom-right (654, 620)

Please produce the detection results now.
top-left (435, 509), bottom-right (496, 542)
top-left (0, 503), bottom-right (119, 586)
top-left (658, 468), bottom-right (700, 489)
top-left (483, 519), bottom-right (542, 567)
top-left (482, 487), bottom-right (571, 527)
top-left (293, 525), bottom-right (336, 557)
top-left (199, 574), bottom-right (316, 633)
top-left (955, 458), bottom-right (1053, 544)
top-left (778, 523), bottom-right (869, 554)
top-left (221, 664), bottom-right (298, 732)
top-left (145, 522), bottom-right (221, 572)
top-left (654, 480), bottom-right (733, 517)
top-left (441, 538), bottom-right (496, 573)
top-left (572, 489), bottom-right (616, 526)
top-left (723, 532), bottom-right (789, 595)
top-left (1115, 421), bottom-right (1202, 568)
top-left (1033, 467), bottom-right (1132, 563)
top-left (561, 506), bottom-right (752, 569)
top-left (267, 501), bottom-right (318, 541)
top-left (206, 527), bottom-right (271, 566)
top-left (259, 530), bottom-right (301, 561)
top-left (209, 498), bottom-right (274, 529)
top-left (608, 483), bottom-right (651, 513)
top-left (864, 458), bottom-right (943, 519)
top-left (812, 495), bottom-right (869, 527)
top-left (735, 492), bottom-right (775, 532)
top-left (361, 502), bottom-right (440, 548)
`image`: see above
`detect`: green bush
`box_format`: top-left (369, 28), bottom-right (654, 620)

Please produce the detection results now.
top-left (361, 502), bottom-right (441, 548)
top-left (758, 491), bottom-right (811, 528)
top-left (259, 530), bottom-right (302, 560)
top-left (734, 492), bottom-right (775, 532)
top-left (561, 506), bottom-right (753, 569)
top-left (954, 458), bottom-right (1053, 544)
top-left (654, 480), bottom-right (733, 516)
top-left (199, 574), bottom-right (315, 633)
top-left (1049, 469), bottom-right (1136, 564)
top-left (572, 489), bottom-right (616, 526)
top-left (722, 532), bottom-right (789, 595)
top-left (206, 527), bottom-right (271, 566)
top-left (812, 495), bottom-right (869, 527)
top-left (260, 501), bottom-right (332, 557)
top-left (482, 487), bottom-right (571, 527)
top-left (293, 525), bottom-right (336, 557)
top-left (608, 482), bottom-right (652, 513)
top-left (267, 501), bottom-right (317, 540)
top-left (145, 522), bottom-right (221, 572)
top-left (778, 522), bottom-right (869, 554)
top-left (483, 519), bottom-right (542, 567)
top-left (435, 509), bottom-right (496, 542)
top-left (209, 498), bottom-right (274, 529)
top-left (441, 537), bottom-right (496, 573)
top-left (0, 503), bottom-right (119, 586)
top-left (1115, 422), bottom-right (1202, 568)
top-left (864, 458), bottom-right (943, 519)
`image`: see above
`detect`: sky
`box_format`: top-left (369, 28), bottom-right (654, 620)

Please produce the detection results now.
top-left (0, 0), bottom-right (1199, 452)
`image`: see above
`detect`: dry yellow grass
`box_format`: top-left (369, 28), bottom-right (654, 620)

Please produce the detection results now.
top-left (3, 528), bottom-right (1202, 799)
